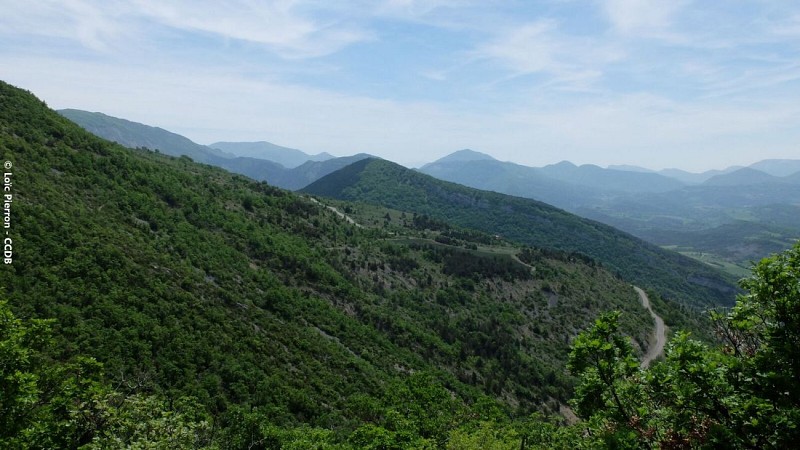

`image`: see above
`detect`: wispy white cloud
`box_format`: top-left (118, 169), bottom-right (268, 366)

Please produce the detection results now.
top-left (476, 21), bottom-right (562, 75)
top-left (769, 13), bottom-right (800, 37)
top-left (130, 0), bottom-right (372, 58)
top-left (470, 20), bottom-right (624, 90)
top-left (0, 0), bottom-right (131, 51)
top-left (0, 0), bottom-right (372, 58)
top-left (602, 0), bottom-right (687, 35)
top-left (2, 0), bottom-right (800, 171)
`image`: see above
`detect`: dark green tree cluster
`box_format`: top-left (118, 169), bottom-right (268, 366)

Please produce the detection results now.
top-left (0, 300), bottom-right (213, 449)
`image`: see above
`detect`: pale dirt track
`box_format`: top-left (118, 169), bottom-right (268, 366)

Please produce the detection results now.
top-left (635, 286), bottom-right (666, 367)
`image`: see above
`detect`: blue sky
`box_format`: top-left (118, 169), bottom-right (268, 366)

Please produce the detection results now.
top-left (2, 0), bottom-right (799, 171)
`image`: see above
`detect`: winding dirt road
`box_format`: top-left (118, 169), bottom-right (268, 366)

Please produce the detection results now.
top-left (635, 286), bottom-right (666, 368)
top-left (308, 197), bottom-right (363, 228)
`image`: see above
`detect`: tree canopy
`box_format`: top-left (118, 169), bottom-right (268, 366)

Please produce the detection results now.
top-left (566, 241), bottom-right (800, 449)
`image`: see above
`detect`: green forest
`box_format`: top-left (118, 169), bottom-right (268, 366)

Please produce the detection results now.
top-left (1, 80), bottom-right (798, 448)
top-left (302, 158), bottom-right (738, 309)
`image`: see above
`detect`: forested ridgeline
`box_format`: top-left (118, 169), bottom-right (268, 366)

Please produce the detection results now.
top-left (0, 80), bottom-right (796, 449)
top-left (0, 80), bottom-right (656, 447)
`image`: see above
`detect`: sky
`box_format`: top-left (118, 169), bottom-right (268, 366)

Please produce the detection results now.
top-left (1, 0), bottom-right (799, 171)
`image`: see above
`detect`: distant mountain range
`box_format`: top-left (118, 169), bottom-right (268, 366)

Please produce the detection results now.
top-left (58, 109), bottom-right (236, 163)
top-left (58, 109), bottom-right (371, 191)
top-left (58, 109), bottom-right (799, 274)
top-left (702, 167), bottom-right (800, 187)
top-left (418, 150), bottom-right (800, 273)
top-left (209, 141), bottom-right (333, 168)
top-left (609, 160), bottom-right (800, 184)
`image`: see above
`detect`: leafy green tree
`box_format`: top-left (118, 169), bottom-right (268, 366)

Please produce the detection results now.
top-left (85, 395), bottom-right (214, 449)
top-left (567, 311), bottom-right (647, 448)
top-left (718, 241), bottom-right (800, 447)
top-left (0, 300), bottom-right (215, 449)
top-left (567, 311), bottom-right (641, 422)
top-left (0, 300), bottom-right (109, 448)
top-left (446, 421), bottom-right (519, 450)
top-left (565, 241), bottom-right (800, 449)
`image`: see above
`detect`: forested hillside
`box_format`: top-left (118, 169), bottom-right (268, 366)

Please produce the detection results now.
top-left (1, 81), bottom-right (661, 446)
top-left (419, 153), bottom-right (800, 277)
top-left (303, 158), bottom-right (737, 309)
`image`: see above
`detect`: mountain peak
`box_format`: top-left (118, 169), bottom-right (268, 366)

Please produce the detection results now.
top-left (209, 141), bottom-right (332, 168)
top-left (432, 149), bottom-right (497, 164)
top-left (703, 167), bottom-right (777, 186)
top-left (748, 159), bottom-right (800, 177)
top-left (607, 164), bottom-right (654, 173)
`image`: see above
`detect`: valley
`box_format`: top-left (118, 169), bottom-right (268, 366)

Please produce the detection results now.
top-left (61, 109), bottom-right (799, 279)
top-left (419, 151), bottom-right (800, 278)
top-left (5, 1), bottom-right (799, 445)
top-left (1, 81), bottom-right (668, 447)
top-left (3, 79), bottom-right (797, 448)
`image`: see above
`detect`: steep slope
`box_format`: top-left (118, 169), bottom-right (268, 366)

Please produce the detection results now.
top-left (0, 81), bottom-right (657, 429)
top-left (303, 158), bottom-right (738, 308)
top-left (210, 140), bottom-right (333, 168)
top-left (59, 109), bottom-right (288, 182)
top-left (274, 153), bottom-right (374, 190)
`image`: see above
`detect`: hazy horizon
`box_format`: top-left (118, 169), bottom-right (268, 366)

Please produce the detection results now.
top-left (3, 1), bottom-right (799, 172)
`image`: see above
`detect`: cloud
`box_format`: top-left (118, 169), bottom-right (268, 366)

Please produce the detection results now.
top-left (602, 0), bottom-right (687, 35)
top-left (770, 13), bottom-right (800, 37)
top-left (3, 0), bottom-right (800, 172)
top-left (470, 20), bottom-right (624, 90)
top-left (476, 21), bottom-right (561, 75)
top-left (0, 0), bottom-right (130, 51)
top-left (130, 0), bottom-right (372, 58)
top-left (0, 0), bottom-right (371, 58)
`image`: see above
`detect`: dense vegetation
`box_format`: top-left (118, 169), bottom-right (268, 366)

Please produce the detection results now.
top-left (2, 81), bottom-right (797, 448)
top-left (561, 241), bottom-right (800, 448)
top-left (1, 81), bottom-right (665, 446)
top-left (302, 158), bottom-right (737, 309)
top-left (4, 222), bottom-right (798, 448)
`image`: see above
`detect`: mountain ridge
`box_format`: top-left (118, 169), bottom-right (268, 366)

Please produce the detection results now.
top-left (209, 140), bottom-right (333, 168)
top-left (4, 80), bottom-right (669, 432)
top-left (58, 109), bottom-right (372, 191)
top-left (303, 158), bottom-right (738, 308)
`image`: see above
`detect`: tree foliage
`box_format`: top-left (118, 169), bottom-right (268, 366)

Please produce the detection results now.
top-left (566, 241), bottom-right (800, 449)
